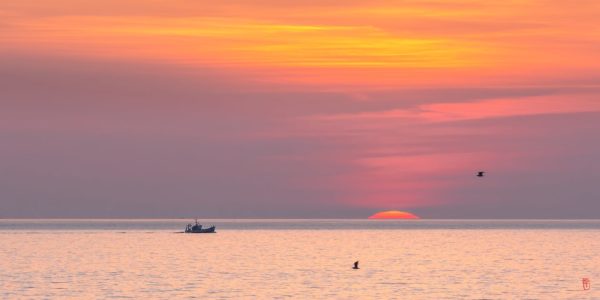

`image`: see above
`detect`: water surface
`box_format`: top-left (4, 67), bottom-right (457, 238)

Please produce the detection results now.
top-left (1, 219), bottom-right (598, 299)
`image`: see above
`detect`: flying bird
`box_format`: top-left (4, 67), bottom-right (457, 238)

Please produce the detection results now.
top-left (477, 171), bottom-right (485, 177)
top-left (353, 261), bottom-right (360, 269)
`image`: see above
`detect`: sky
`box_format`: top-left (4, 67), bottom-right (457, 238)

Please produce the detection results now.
top-left (1, 0), bottom-right (600, 218)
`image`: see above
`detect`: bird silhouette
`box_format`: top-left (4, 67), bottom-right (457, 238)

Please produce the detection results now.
top-left (353, 261), bottom-right (359, 269)
top-left (477, 171), bottom-right (485, 177)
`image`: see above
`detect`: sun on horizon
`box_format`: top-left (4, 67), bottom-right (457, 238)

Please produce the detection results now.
top-left (368, 210), bottom-right (420, 219)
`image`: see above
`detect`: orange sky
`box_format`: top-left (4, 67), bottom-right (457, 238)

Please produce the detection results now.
top-left (3, 0), bottom-right (600, 88)
top-left (1, 0), bottom-right (600, 217)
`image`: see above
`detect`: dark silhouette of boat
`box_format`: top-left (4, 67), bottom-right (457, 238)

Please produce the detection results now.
top-left (185, 219), bottom-right (216, 233)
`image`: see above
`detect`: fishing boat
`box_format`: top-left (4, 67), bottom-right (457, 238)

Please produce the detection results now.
top-left (184, 219), bottom-right (216, 233)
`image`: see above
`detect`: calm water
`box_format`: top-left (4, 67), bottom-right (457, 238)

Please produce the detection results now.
top-left (1, 219), bottom-right (599, 299)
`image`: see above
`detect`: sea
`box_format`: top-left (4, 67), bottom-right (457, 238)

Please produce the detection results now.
top-left (1, 219), bottom-right (599, 299)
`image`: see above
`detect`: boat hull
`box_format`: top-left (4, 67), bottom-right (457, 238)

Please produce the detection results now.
top-left (185, 226), bottom-right (216, 233)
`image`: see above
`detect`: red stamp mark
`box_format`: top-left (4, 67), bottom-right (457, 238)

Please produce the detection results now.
top-left (582, 278), bottom-right (591, 290)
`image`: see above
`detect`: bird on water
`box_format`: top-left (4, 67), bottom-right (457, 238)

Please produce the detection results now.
top-left (477, 171), bottom-right (485, 177)
top-left (353, 261), bottom-right (360, 269)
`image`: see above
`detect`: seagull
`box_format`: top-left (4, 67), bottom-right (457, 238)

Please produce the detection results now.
top-left (477, 171), bottom-right (485, 177)
top-left (353, 261), bottom-right (360, 269)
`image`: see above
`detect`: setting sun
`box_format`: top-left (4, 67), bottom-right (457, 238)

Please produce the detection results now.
top-left (368, 210), bottom-right (420, 219)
